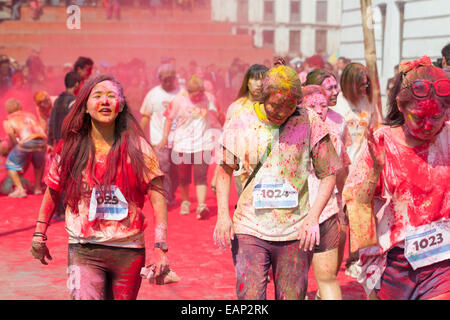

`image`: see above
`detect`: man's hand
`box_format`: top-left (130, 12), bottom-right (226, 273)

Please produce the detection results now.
top-left (214, 215), bottom-right (235, 249)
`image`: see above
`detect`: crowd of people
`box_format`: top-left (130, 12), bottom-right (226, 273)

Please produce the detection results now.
top-left (0, 0), bottom-right (208, 21)
top-left (1, 40), bottom-right (449, 301)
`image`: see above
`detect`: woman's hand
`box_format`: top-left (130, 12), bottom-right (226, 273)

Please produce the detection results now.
top-left (148, 248), bottom-right (169, 278)
top-left (213, 215), bottom-right (235, 249)
top-left (31, 237), bottom-right (52, 265)
top-left (366, 128), bottom-right (385, 170)
top-left (298, 215), bottom-right (320, 251)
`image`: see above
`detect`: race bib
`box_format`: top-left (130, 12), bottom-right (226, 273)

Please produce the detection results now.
top-left (253, 176), bottom-right (298, 210)
top-left (404, 219), bottom-right (450, 270)
top-left (88, 185), bottom-right (129, 221)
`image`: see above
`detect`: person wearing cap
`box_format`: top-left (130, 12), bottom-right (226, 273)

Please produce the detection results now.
top-left (140, 63), bottom-right (181, 207)
top-left (158, 75), bottom-right (220, 219)
top-left (214, 64), bottom-right (341, 300)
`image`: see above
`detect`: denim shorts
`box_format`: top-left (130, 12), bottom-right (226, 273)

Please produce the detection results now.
top-left (5, 139), bottom-right (46, 171)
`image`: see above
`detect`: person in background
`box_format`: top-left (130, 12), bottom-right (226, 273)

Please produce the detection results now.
top-left (334, 57), bottom-right (351, 82)
top-left (159, 75), bottom-right (219, 219)
top-left (73, 56), bottom-right (94, 94)
top-left (46, 71), bottom-right (81, 221)
top-left (11, 0), bottom-right (23, 20)
top-left (34, 91), bottom-right (53, 134)
top-left (332, 62), bottom-right (381, 278)
top-left (140, 63), bottom-right (181, 207)
top-left (215, 64), bottom-right (268, 197)
top-left (441, 42), bottom-right (450, 78)
top-left (0, 56), bottom-right (13, 96)
top-left (26, 48), bottom-right (45, 90)
top-left (3, 98), bottom-right (47, 197)
top-left (29, 0), bottom-right (43, 20)
top-left (103, 0), bottom-right (120, 20)
top-left (304, 69), bottom-right (352, 300)
top-left (386, 65), bottom-right (400, 99)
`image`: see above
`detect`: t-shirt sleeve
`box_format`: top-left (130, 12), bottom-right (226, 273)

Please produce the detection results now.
top-left (308, 110), bottom-right (342, 179)
top-left (219, 115), bottom-right (243, 160)
top-left (44, 152), bottom-right (62, 191)
top-left (139, 138), bottom-right (165, 186)
top-left (139, 91), bottom-right (153, 116)
top-left (311, 135), bottom-right (342, 179)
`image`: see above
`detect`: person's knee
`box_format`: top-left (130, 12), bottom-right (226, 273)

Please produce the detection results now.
top-left (315, 272), bottom-right (338, 284)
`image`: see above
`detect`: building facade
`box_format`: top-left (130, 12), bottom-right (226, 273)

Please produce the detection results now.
top-left (211, 0), bottom-right (342, 57)
top-left (340, 0), bottom-right (450, 98)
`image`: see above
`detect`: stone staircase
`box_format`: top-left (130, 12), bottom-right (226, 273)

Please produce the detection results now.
top-left (0, 5), bottom-right (273, 68)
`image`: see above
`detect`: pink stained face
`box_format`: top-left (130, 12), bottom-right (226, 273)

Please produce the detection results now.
top-left (358, 75), bottom-right (369, 97)
top-left (80, 65), bottom-right (93, 80)
top-left (264, 90), bottom-right (298, 125)
top-left (86, 81), bottom-right (122, 125)
top-left (321, 76), bottom-right (340, 106)
top-left (401, 98), bottom-right (447, 141)
top-left (303, 93), bottom-right (329, 121)
top-left (247, 77), bottom-right (264, 101)
top-left (188, 90), bottom-right (205, 103)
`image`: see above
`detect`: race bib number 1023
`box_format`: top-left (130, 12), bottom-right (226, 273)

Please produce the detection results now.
top-left (404, 219), bottom-right (450, 270)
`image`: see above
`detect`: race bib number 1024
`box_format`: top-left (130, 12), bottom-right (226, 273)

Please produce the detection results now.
top-left (253, 176), bottom-right (298, 210)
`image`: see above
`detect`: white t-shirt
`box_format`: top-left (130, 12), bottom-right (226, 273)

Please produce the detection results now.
top-left (164, 90), bottom-right (218, 154)
top-left (140, 85), bottom-right (180, 147)
top-left (331, 95), bottom-right (375, 166)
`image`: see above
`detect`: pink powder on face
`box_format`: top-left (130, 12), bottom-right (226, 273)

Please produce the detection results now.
top-left (410, 98), bottom-right (442, 117)
top-left (405, 98), bottom-right (445, 139)
top-left (302, 93), bottom-right (328, 121)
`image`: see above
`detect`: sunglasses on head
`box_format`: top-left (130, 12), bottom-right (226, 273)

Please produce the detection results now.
top-left (403, 79), bottom-right (450, 98)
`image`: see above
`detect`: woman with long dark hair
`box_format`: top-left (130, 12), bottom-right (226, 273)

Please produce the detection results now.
top-left (217, 64), bottom-right (269, 197)
top-left (30, 75), bottom-right (170, 300)
top-left (344, 57), bottom-right (450, 300)
top-left (333, 63), bottom-right (381, 165)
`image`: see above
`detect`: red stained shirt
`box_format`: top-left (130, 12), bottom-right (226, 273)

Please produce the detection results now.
top-left (344, 124), bottom-right (449, 293)
top-left (45, 137), bottom-right (164, 248)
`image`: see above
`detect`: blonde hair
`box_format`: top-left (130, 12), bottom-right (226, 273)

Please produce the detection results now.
top-left (262, 65), bottom-right (303, 101)
top-left (34, 90), bottom-right (50, 104)
top-left (5, 98), bottom-right (22, 114)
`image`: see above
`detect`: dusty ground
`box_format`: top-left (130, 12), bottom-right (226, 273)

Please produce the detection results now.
top-left (0, 166), bottom-right (366, 300)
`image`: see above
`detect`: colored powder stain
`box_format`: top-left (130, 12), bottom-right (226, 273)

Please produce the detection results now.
top-left (238, 283), bottom-right (244, 291)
